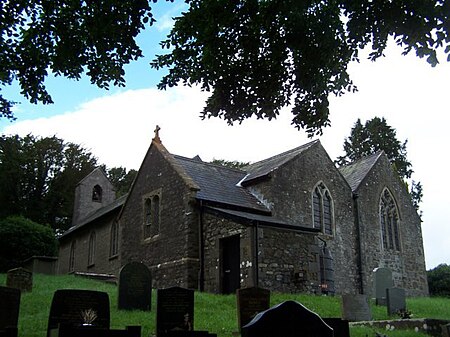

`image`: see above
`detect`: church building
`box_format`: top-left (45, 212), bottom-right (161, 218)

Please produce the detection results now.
top-left (57, 128), bottom-right (428, 296)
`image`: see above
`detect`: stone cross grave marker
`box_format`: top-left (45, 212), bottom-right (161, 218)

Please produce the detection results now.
top-left (341, 294), bottom-right (372, 322)
top-left (6, 267), bottom-right (33, 292)
top-left (386, 287), bottom-right (406, 316)
top-left (156, 287), bottom-right (194, 337)
top-left (46, 289), bottom-right (110, 337)
top-left (236, 287), bottom-right (270, 331)
top-left (241, 300), bottom-right (333, 337)
top-left (118, 262), bottom-right (152, 311)
top-left (373, 267), bottom-right (393, 305)
top-left (0, 286), bottom-right (21, 337)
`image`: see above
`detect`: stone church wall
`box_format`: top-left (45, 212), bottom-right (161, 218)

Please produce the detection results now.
top-left (356, 155), bottom-right (428, 297)
top-left (119, 144), bottom-right (200, 289)
top-left (58, 212), bottom-right (121, 275)
top-left (247, 143), bottom-right (360, 294)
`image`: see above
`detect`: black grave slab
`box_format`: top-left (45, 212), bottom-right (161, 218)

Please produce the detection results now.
top-left (323, 318), bottom-right (350, 337)
top-left (241, 300), bottom-right (333, 337)
top-left (163, 331), bottom-right (217, 337)
top-left (0, 286), bottom-right (21, 337)
top-left (156, 287), bottom-right (194, 337)
top-left (55, 325), bottom-right (141, 337)
top-left (47, 289), bottom-right (110, 337)
top-left (237, 287), bottom-right (270, 330)
top-left (118, 262), bottom-right (152, 311)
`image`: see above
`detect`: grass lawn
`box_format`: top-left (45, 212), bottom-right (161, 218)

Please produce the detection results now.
top-left (1, 273), bottom-right (448, 337)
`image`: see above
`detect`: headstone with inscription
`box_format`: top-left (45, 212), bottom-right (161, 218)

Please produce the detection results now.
top-left (156, 287), bottom-right (194, 337)
top-left (373, 267), bottom-right (393, 305)
top-left (341, 294), bottom-right (372, 322)
top-left (386, 287), bottom-right (406, 316)
top-left (46, 289), bottom-right (110, 337)
top-left (237, 287), bottom-right (270, 330)
top-left (0, 286), bottom-right (21, 337)
top-left (241, 300), bottom-right (333, 337)
top-left (6, 267), bottom-right (33, 292)
top-left (118, 262), bottom-right (152, 311)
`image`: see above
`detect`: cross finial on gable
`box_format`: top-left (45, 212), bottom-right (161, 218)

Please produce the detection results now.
top-left (153, 125), bottom-right (161, 143)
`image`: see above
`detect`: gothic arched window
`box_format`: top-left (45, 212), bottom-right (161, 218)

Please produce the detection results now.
top-left (380, 188), bottom-right (400, 251)
top-left (143, 192), bottom-right (161, 239)
top-left (110, 221), bottom-right (119, 257)
top-left (312, 182), bottom-right (334, 235)
top-left (88, 232), bottom-right (96, 266)
top-left (69, 241), bottom-right (76, 272)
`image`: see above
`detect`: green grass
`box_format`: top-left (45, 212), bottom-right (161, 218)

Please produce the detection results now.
top-left (1, 273), bottom-right (448, 337)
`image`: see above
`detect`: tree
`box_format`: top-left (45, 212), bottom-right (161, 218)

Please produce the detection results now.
top-left (152, 0), bottom-right (450, 135)
top-left (104, 166), bottom-right (138, 197)
top-left (427, 264), bottom-right (450, 297)
top-left (2, 2), bottom-right (449, 135)
top-left (336, 117), bottom-right (422, 211)
top-left (0, 134), bottom-right (98, 231)
top-left (211, 159), bottom-right (250, 170)
top-left (0, 216), bottom-right (58, 272)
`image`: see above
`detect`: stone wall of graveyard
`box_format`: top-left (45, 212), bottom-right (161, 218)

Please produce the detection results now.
top-left (58, 211), bottom-right (121, 275)
top-left (119, 143), bottom-right (200, 290)
top-left (356, 155), bottom-right (429, 297)
top-left (246, 142), bottom-right (361, 294)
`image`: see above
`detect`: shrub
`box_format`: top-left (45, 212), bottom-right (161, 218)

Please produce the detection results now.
top-left (0, 216), bottom-right (57, 272)
top-left (427, 264), bottom-right (450, 297)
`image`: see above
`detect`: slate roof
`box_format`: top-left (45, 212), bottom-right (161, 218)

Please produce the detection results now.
top-left (339, 151), bottom-right (383, 192)
top-left (174, 155), bottom-right (269, 213)
top-left (60, 194), bottom-right (127, 238)
top-left (241, 140), bottom-right (318, 185)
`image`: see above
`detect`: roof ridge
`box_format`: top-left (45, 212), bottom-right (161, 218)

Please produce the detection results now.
top-left (174, 155), bottom-right (247, 173)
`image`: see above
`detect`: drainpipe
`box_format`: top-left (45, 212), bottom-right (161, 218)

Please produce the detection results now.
top-left (254, 221), bottom-right (259, 287)
top-left (353, 193), bottom-right (364, 294)
top-left (198, 200), bottom-right (205, 292)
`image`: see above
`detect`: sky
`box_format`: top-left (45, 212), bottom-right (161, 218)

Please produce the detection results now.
top-left (1, 3), bottom-right (449, 270)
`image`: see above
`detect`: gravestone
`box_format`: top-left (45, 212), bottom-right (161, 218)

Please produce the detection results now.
top-left (236, 287), bottom-right (270, 330)
top-left (241, 300), bottom-right (333, 337)
top-left (373, 267), bottom-right (393, 305)
top-left (386, 287), bottom-right (406, 316)
top-left (47, 289), bottom-right (110, 337)
top-left (118, 262), bottom-right (152, 311)
top-left (442, 323), bottom-right (450, 337)
top-left (6, 267), bottom-right (33, 292)
top-left (0, 286), bottom-right (21, 337)
top-left (323, 318), bottom-right (350, 337)
top-left (156, 287), bottom-right (194, 337)
top-left (341, 294), bottom-right (372, 322)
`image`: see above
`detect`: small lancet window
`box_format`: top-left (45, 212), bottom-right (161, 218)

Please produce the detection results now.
top-left (110, 221), bottom-right (119, 257)
top-left (380, 188), bottom-right (400, 251)
top-left (69, 241), bottom-right (76, 272)
top-left (88, 232), bottom-right (96, 266)
top-left (312, 182), bottom-right (334, 235)
top-left (92, 185), bottom-right (102, 202)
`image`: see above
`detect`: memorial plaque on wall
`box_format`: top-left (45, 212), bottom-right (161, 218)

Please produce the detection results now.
top-left (118, 262), bottom-right (152, 311)
top-left (156, 287), bottom-right (194, 336)
top-left (46, 289), bottom-right (110, 337)
top-left (237, 287), bottom-right (270, 330)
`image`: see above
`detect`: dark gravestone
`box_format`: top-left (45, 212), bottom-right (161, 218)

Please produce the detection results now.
top-left (442, 323), bottom-right (450, 337)
top-left (47, 289), bottom-right (110, 337)
top-left (241, 300), bottom-right (333, 337)
top-left (237, 287), bottom-right (270, 330)
top-left (323, 318), bottom-right (350, 337)
top-left (156, 287), bottom-right (194, 337)
top-left (118, 262), bottom-right (152, 311)
top-left (341, 294), bottom-right (372, 322)
top-left (0, 286), bottom-right (21, 337)
top-left (6, 267), bottom-right (33, 292)
top-left (373, 267), bottom-right (393, 305)
top-left (386, 287), bottom-right (406, 316)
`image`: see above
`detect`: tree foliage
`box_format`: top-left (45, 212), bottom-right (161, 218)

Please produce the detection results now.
top-left (211, 159), bottom-right (250, 170)
top-left (0, 134), bottom-right (98, 231)
top-left (152, 0), bottom-right (450, 135)
top-left (103, 166), bottom-right (138, 197)
top-left (427, 264), bottom-right (450, 297)
top-left (0, 0), bottom-right (156, 120)
top-left (336, 117), bottom-right (422, 211)
top-left (0, 216), bottom-right (58, 272)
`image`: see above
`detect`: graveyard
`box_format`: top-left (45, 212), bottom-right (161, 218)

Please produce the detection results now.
top-left (1, 273), bottom-right (450, 337)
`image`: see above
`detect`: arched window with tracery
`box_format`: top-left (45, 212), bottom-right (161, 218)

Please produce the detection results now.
top-left (380, 188), bottom-right (401, 251)
top-left (312, 182), bottom-right (334, 235)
